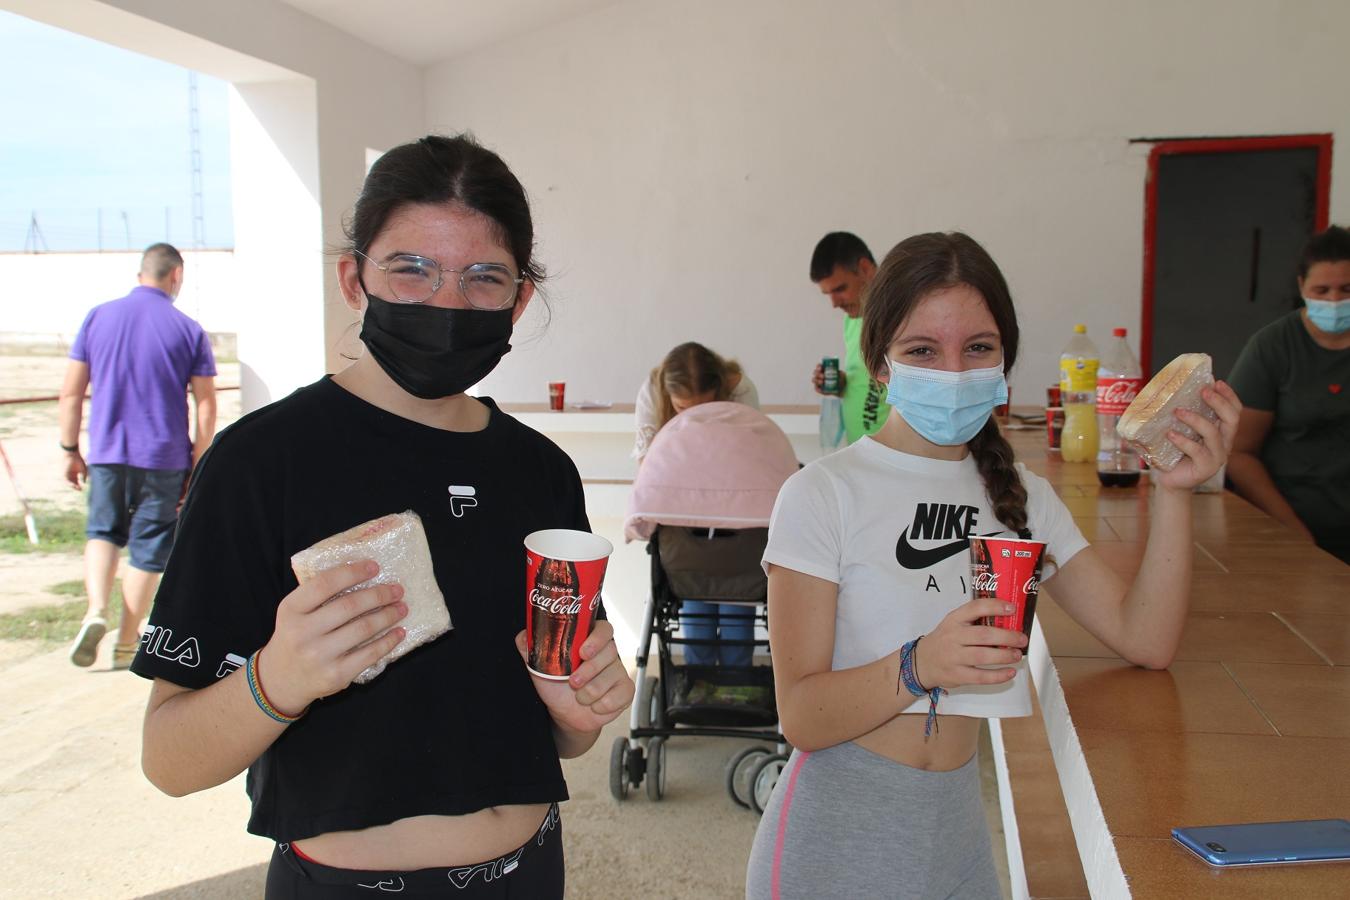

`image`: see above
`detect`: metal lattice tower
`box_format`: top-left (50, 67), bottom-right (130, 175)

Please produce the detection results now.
top-left (188, 71), bottom-right (206, 249)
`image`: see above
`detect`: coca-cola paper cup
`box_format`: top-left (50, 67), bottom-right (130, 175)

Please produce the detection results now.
top-left (969, 536), bottom-right (1047, 647)
top-left (524, 529), bottom-right (612, 679)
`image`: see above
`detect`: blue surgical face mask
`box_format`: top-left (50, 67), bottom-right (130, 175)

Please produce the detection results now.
top-left (1305, 297), bottom-right (1350, 334)
top-left (885, 358), bottom-right (1008, 446)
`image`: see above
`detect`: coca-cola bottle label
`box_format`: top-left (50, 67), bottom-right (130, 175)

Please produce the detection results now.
top-left (525, 549), bottom-right (608, 679)
top-left (1096, 377), bottom-right (1141, 416)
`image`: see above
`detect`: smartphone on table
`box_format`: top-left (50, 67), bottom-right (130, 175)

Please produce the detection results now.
top-left (1171, 818), bottom-right (1350, 867)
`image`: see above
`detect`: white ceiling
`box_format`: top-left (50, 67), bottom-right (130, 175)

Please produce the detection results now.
top-left (278, 0), bottom-right (623, 65)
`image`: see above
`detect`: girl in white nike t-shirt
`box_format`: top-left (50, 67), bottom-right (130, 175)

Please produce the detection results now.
top-left (745, 232), bottom-right (1242, 899)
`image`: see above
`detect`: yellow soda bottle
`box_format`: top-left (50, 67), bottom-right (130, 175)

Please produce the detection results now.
top-left (1059, 324), bottom-right (1099, 463)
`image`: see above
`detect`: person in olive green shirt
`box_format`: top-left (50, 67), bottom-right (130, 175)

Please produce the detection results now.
top-left (810, 232), bottom-right (887, 444)
top-left (1228, 225), bottom-right (1350, 565)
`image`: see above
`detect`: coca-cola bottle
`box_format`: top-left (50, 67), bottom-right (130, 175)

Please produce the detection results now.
top-left (1096, 327), bottom-right (1143, 488)
top-left (530, 557), bottom-right (580, 676)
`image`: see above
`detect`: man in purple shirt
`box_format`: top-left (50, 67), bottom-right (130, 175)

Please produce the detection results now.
top-left (58, 243), bottom-right (218, 670)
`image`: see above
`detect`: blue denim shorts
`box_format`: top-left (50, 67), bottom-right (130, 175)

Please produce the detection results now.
top-left (86, 464), bottom-right (188, 573)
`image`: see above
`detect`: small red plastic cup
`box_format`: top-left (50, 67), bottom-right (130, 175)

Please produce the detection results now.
top-left (1046, 407), bottom-right (1064, 452)
top-left (548, 382), bottom-right (566, 411)
top-left (969, 536), bottom-right (1047, 646)
top-left (524, 529), bottom-right (612, 679)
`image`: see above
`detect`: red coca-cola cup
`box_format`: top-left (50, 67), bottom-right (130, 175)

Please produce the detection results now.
top-left (969, 536), bottom-right (1047, 646)
top-left (547, 382), bottom-right (566, 411)
top-left (524, 529), bottom-right (612, 679)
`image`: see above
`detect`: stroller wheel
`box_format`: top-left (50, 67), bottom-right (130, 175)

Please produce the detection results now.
top-left (749, 753), bottom-right (789, 816)
top-left (609, 737), bottom-right (631, 802)
top-left (638, 675), bottom-right (665, 729)
top-left (725, 746), bottom-right (771, 809)
top-left (645, 737), bottom-right (667, 801)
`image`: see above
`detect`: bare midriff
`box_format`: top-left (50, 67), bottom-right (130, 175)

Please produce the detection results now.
top-left (293, 802), bottom-right (551, 870)
top-left (853, 712), bottom-right (982, 771)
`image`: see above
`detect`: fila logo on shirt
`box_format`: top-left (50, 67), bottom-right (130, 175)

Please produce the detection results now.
top-left (448, 484), bottom-right (478, 517)
top-left (216, 652), bottom-right (247, 680)
top-left (139, 626), bottom-right (201, 668)
top-left (894, 502), bottom-right (1002, 592)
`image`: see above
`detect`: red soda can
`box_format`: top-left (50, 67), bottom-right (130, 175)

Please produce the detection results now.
top-left (524, 529), bottom-right (613, 679)
top-left (969, 536), bottom-right (1047, 644)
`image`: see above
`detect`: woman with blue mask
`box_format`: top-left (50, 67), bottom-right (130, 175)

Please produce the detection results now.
top-left (1228, 225), bottom-right (1350, 565)
top-left (132, 134), bottom-right (634, 899)
top-left (745, 232), bottom-right (1241, 898)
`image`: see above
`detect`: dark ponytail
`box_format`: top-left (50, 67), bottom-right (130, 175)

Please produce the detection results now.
top-left (861, 232), bottom-right (1030, 535)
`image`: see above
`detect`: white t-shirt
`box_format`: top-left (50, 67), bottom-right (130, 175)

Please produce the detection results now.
top-left (763, 435), bottom-right (1089, 719)
top-left (632, 373), bottom-right (760, 459)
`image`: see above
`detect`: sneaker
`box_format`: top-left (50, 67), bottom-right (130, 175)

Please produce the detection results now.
top-left (111, 643), bottom-right (138, 671)
top-left (70, 617), bottom-right (107, 668)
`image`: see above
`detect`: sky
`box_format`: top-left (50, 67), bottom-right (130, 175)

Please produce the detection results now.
top-left (0, 10), bottom-right (233, 252)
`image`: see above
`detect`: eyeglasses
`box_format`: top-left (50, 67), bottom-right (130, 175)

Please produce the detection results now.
top-left (355, 250), bottom-right (524, 310)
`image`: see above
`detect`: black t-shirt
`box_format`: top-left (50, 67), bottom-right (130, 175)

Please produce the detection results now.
top-left (131, 377), bottom-right (591, 840)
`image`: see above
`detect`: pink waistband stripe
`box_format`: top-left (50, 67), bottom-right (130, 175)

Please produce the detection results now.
top-left (771, 751), bottom-right (809, 900)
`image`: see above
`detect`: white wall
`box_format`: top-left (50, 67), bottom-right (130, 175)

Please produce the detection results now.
top-left (426, 0), bottom-right (1350, 407)
top-left (3, 0), bottom-right (424, 404)
top-left (0, 250), bottom-right (239, 341)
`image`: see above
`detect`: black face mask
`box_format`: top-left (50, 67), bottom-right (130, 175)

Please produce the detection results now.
top-left (359, 293), bottom-right (513, 400)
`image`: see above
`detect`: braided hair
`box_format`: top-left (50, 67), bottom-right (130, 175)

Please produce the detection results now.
top-left (860, 232), bottom-right (1029, 536)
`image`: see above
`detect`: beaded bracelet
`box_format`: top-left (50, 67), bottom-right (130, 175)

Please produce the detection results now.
top-left (898, 636), bottom-right (945, 739)
top-left (247, 650), bottom-right (305, 724)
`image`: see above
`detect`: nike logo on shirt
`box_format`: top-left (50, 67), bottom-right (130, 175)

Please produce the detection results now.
top-left (894, 501), bottom-right (1003, 571)
top-left (895, 530), bottom-right (1003, 570)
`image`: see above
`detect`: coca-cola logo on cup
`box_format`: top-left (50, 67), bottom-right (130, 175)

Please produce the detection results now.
top-left (529, 587), bottom-right (586, 616)
top-left (972, 571), bottom-right (999, 592)
top-left (1023, 575), bottom-right (1040, 594)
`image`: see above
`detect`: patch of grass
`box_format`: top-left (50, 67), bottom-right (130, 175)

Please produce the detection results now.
top-left (0, 505), bottom-right (86, 554)
top-left (0, 581), bottom-right (122, 643)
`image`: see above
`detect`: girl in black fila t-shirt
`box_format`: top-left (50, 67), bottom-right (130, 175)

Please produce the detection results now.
top-left (132, 134), bottom-right (635, 899)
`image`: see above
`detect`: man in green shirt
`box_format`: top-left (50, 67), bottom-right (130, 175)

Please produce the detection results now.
top-left (810, 232), bottom-right (886, 443)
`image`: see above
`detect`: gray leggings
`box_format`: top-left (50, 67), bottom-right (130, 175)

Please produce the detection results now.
top-left (745, 741), bottom-right (1001, 900)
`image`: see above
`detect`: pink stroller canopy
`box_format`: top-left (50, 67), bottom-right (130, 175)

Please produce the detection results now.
top-left (623, 401), bottom-right (799, 542)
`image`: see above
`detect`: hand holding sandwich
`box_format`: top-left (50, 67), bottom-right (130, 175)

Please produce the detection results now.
top-left (260, 560), bottom-right (409, 716)
top-left (1154, 381), bottom-right (1242, 493)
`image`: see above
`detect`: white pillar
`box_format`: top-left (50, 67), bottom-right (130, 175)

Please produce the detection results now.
top-left (229, 79), bottom-right (323, 411)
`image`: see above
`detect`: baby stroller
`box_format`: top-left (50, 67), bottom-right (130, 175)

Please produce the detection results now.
top-left (610, 401), bottom-right (799, 811)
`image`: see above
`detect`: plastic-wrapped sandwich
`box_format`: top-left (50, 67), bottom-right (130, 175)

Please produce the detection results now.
top-left (1116, 353), bottom-right (1220, 472)
top-left (291, 511), bottom-right (451, 683)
